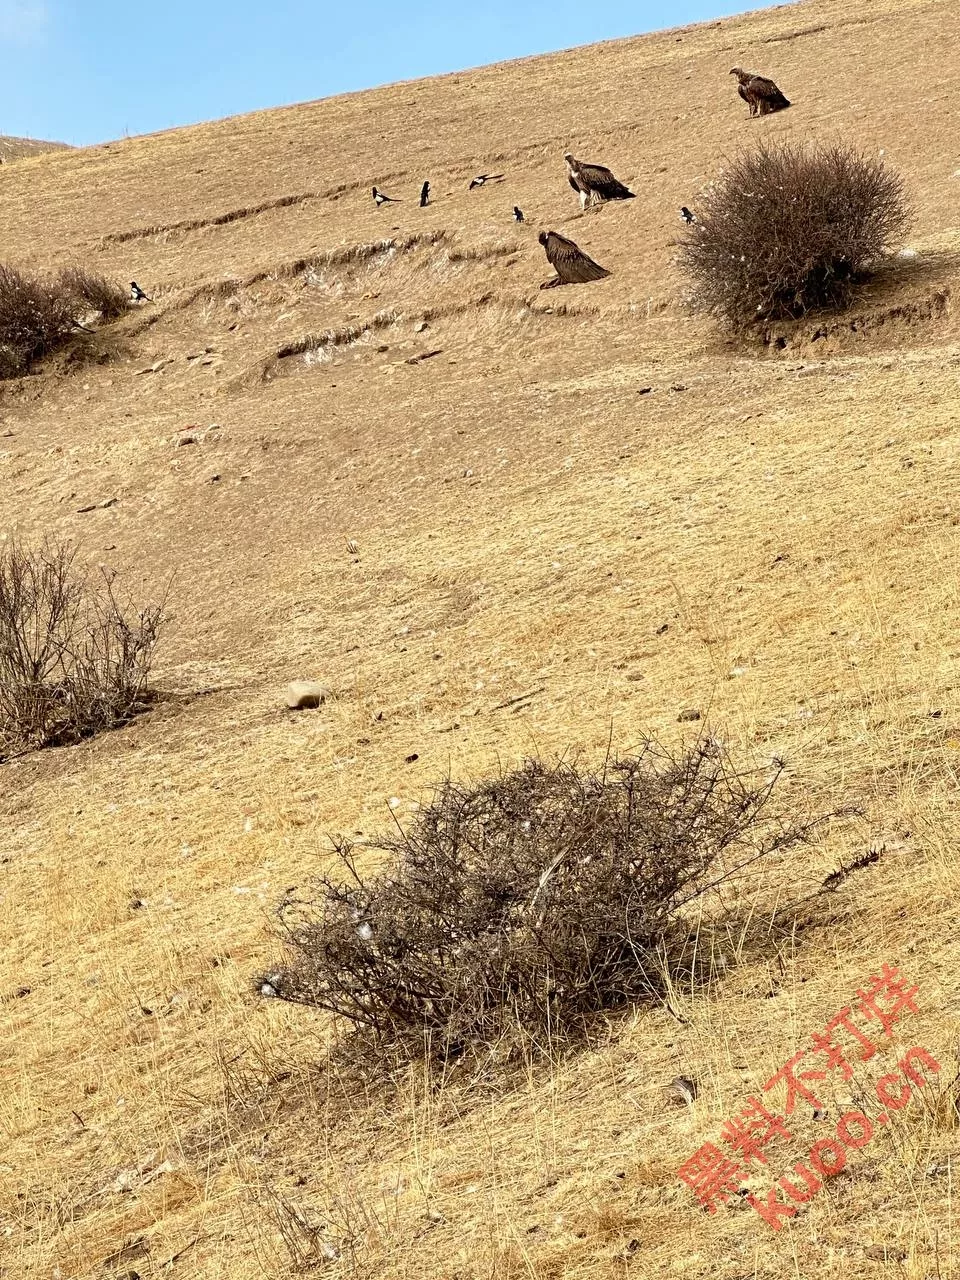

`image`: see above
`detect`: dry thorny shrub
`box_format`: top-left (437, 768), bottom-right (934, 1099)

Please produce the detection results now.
top-left (679, 140), bottom-right (910, 329)
top-left (0, 263), bottom-right (128, 377)
top-left (0, 539), bottom-right (165, 755)
top-left (269, 744), bottom-right (837, 1066)
top-left (57, 265), bottom-right (130, 320)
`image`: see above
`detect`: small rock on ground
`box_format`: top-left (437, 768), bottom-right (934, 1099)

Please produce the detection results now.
top-left (285, 681), bottom-right (329, 710)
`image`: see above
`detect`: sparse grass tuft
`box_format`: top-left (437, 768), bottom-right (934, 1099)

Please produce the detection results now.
top-left (679, 140), bottom-right (910, 329)
top-left (270, 743), bottom-right (830, 1065)
top-left (0, 539), bottom-right (165, 754)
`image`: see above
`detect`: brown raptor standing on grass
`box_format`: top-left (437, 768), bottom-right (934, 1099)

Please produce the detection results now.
top-left (564, 153), bottom-right (635, 211)
top-left (538, 230), bottom-right (611, 288)
top-left (730, 67), bottom-right (791, 116)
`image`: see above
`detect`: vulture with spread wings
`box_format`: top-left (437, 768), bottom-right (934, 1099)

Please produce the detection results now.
top-left (538, 230), bottom-right (611, 289)
top-left (730, 68), bottom-right (791, 116)
top-left (564, 153), bottom-right (636, 211)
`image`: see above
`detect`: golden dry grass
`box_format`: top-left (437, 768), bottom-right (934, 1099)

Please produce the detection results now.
top-left (2, 0), bottom-right (960, 1274)
top-left (0, 134), bottom-right (69, 165)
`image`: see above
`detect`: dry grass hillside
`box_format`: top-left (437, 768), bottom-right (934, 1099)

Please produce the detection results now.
top-left (0, 135), bottom-right (70, 163)
top-left (2, 0), bottom-right (960, 1275)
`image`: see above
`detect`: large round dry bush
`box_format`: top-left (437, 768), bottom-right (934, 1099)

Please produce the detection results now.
top-left (270, 744), bottom-right (831, 1063)
top-left (679, 140), bottom-right (910, 329)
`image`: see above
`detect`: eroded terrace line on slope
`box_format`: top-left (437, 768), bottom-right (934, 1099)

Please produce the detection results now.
top-left (118, 231), bottom-right (457, 337)
top-left (95, 174), bottom-right (412, 247)
top-left (250, 290), bottom-right (608, 383)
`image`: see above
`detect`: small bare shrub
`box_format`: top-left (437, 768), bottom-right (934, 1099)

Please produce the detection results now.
top-left (58, 266), bottom-right (129, 320)
top-left (0, 540), bottom-right (165, 754)
top-left (0, 265), bottom-right (79, 378)
top-left (270, 745), bottom-right (832, 1062)
top-left (0, 263), bottom-right (128, 377)
top-left (679, 141), bottom-right (910, 329)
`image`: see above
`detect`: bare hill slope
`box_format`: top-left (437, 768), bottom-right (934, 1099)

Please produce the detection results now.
top-left (2, 0), bottom-right (960, 1276)
top-left (0, 134), bottom-right (70, 164)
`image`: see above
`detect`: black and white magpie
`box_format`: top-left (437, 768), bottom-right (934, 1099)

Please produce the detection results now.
top-left (513, 206), bottom-right (524, 223)
top-left (468, 173), bottom-right (504, 189)
top-left (130, 281), bottom-right (152, 302)
top-left (680, 206), bottom-right (696, 224)
top-left (419, 181), bottom-right (430, 207)
top-left (372, 186), bottom-right (399, 207)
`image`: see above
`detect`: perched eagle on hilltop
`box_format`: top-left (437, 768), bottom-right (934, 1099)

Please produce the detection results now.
top-left (564, 153), bottom-right (636, 211)
top-left (730, 68), bottom-right (791, 116)
top-left (538, 230), bottom-right (611, 288)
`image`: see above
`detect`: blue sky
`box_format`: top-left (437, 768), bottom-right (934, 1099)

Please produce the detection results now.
top-left (0, 0), bottom-right (764, 146)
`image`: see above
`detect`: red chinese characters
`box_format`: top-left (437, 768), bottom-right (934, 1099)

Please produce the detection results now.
top-left (677, 1143), bottom-right (746, 1214)
top-left (676, 965), bottom-right (935, 1230)
top-left (720, 1096), bottom-right (792, 1165)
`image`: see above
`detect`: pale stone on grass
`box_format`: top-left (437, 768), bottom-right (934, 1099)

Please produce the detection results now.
top-left (285, 681), bottom-right (329, 710)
